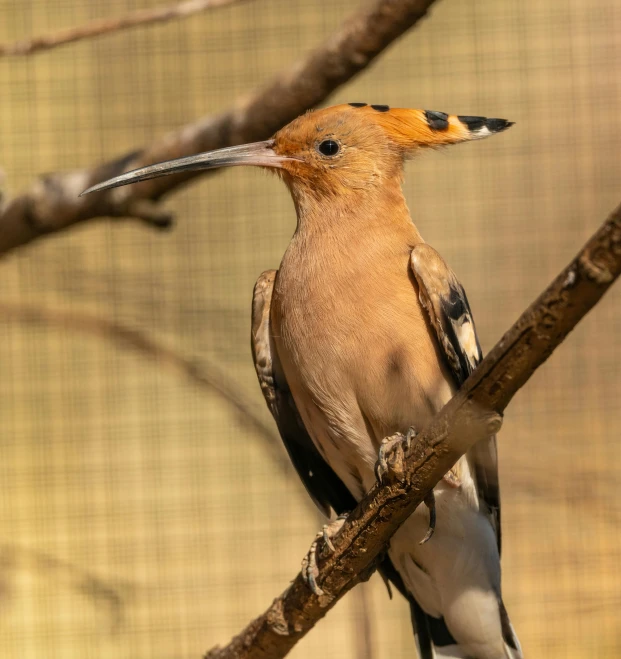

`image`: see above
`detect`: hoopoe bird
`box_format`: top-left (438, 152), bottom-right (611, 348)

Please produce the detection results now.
top-left (83, 103), bottom-right (521, 658)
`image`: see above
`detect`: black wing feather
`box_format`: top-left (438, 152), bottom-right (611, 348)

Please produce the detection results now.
top-left (270, 379), bottom-right (357, 516)
top-left (251, 269), bottom-right (356, 517)
top-left (410, 244), bottom-right (502, 553)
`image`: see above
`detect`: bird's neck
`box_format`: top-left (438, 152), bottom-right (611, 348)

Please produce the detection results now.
top-left (289, 178), bottom-right (424, 244)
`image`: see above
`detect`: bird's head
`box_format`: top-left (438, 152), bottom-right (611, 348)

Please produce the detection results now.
top-left (81, 103), bottom-right (513, 200)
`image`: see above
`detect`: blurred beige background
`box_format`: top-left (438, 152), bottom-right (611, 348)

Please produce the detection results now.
top-left (1, 1), bottom-right (621, 657)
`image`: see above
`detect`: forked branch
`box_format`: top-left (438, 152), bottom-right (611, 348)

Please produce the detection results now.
top-left (204, 204), bottom-right (621, 659)
top-left (0, 0), bottom-right (439, 256)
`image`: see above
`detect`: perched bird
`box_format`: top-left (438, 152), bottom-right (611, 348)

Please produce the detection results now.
top-left (83, 103), bottom-right (521, 658)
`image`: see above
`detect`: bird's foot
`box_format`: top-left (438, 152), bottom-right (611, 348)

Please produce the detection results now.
top-left (375, 426), bottom-right (417, 483)
top-left (373, 428), bottom-right (455, 544)
top-left (301, 514), bottom-right (348, 596)
top-left (418, 473), bottom-right (461, 545)
top-left (419, 490), bottom-right (436, 545)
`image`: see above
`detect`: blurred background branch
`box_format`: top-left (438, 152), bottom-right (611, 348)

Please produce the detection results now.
top-left (0, 542), bottom-right (134, 635)
top-left (0, 0), bottom-right (254, 57)
top-left (0, 0), bottom-right (438, 257)
top-left (0, 300), bottom-right (289, 475)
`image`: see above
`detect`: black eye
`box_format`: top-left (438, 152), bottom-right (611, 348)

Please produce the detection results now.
top-left (318, 140), bottom-right (340, 157)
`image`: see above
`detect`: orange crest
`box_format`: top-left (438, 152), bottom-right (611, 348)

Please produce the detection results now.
top-left (336, 103), bottom-right (513, 152)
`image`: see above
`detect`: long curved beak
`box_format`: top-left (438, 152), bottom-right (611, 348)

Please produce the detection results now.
top-left (80, 140), bottom-right (291, 196)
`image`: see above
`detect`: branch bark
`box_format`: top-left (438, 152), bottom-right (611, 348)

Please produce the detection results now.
top-left (0, 0), bottom-right (439, 257)
top-left (204, 203), bottom-right (621, 659)
top-left (0, 0), bottom-right (252, 57)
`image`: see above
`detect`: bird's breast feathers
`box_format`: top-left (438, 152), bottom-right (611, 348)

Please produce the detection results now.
top-left (272, 243), bottom-right (454, 470)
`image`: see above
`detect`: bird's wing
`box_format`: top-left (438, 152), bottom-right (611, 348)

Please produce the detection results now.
top-left (410, 244), bottom-right (501, 552)
top-left (251, 270), bottom-right (357, 517)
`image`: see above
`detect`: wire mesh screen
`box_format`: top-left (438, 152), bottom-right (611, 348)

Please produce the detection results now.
top-left (1, 1), bottom-right (620, 657)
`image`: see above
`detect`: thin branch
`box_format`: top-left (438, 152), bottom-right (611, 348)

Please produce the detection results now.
top-left (0, 541), bottom-right (134, 634)
top-left (0, 301), bottom-right (291, 477)
top-left (0, 0), bottom-right (252, 57)
top-left (0, 0), bottom-right (439, 256)
top-left (204, 203), bottom-right (621, 659)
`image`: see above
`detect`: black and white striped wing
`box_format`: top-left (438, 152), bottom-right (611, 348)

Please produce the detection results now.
top-left (410, 243), bottom-right (501, 551)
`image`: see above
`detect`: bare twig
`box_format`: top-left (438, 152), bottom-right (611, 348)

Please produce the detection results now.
top-left (0, 302), bottom-right (290, 476)
top-left (204, 204), bottom-right (621, 659)
top-left (0, 542), bottom-right (134, 633)
top-left (0, 0), bottom-right (439, 256)
top-left (0, 0), bottom-right (252, 57)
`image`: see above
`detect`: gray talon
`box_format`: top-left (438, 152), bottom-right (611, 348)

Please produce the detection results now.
top-left (375, 429), bottom-right (417, 483)
top-left (419, 491), bottom-right (436, 545)
top-left (302, 515), bottom-right (347, 596)
top-left (301, 534), bottom-right (324, 596)
top-left (405, 426), bottom-right (417, 445)
top-left (322, 525), bottom-right (336, 552)
top-left (375, 436), bottom-right (392, 482)
top-left (307, 559), bottom-right (323, 596)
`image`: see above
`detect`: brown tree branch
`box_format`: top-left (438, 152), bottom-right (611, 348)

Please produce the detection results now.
top-left (204, 203), bottom-right (621, 659)
top-left (0, 0), bottom-right (439, 257)
top-left (0, 0), bottom-right (253, 57)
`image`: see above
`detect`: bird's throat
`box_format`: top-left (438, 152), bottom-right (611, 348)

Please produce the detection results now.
top-left (289, 179), bottom-right (422, 244)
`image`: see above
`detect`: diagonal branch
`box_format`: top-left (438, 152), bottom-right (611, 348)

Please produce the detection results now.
top-left (204, 203), bottom-right (621, 659)
top-left (0, 0), bottom-right (439, 257)
top-left (0, 0), bottom-right (253, 57)
top-left (0, 301), bottom-right (289, 476)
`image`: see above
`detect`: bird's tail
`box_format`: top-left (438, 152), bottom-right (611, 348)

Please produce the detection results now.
top-left (379, 555), bottom-right (523, 659)
top-left (410, 598), bottom-right (523, 659)
top-left (498, 599), bottom-right (523, 659)
top-left (409, 598), bottom-right (455, 659)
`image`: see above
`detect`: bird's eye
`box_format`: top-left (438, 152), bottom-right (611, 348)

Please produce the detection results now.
top-left (318, 140), bottom-right (340, 157)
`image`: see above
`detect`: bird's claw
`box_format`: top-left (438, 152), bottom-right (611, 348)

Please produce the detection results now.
top-left (419, 490), bottom-right (436, 544)
top-left (301, 514), bottom-right (348, 596)
top-left (322, 525), bottom-right (336, 553)
top-left (375, 427), bottom-right (417, 483)
top-left (417, 472), bottom-right (461, 544)
top-left (301, 534), bottom-right (323, 596)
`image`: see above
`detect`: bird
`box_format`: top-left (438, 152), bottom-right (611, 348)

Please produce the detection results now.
top-left (82, 103), bottom-right (521, 659)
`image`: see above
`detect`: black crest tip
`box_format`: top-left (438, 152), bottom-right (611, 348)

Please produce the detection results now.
top-left (459, 116), bottom-right (514, 134)
top-left (486, 118), bottom-right (514, 133)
